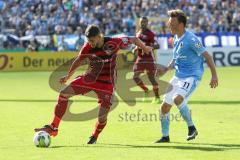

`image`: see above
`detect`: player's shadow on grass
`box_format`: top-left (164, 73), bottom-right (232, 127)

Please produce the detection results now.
top-left (188, 100), bottom-right (240, 105)
top-left (50, 142), bottom-right (240, 152)
top-left (172, 142), bottom-right (240, 148)
top-left (99, 143), bottom-right (240, 151)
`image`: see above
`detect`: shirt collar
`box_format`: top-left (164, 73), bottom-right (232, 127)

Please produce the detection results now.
top-left (176, 30), bottom-right (187, 42)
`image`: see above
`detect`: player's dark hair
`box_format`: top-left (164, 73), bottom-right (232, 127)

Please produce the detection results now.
top-left (85, 25), bottom-right (101, 38)
top-left (168, 9), bottom-right (187, 27)
top-left (140, 16), bottom-right (148, 21)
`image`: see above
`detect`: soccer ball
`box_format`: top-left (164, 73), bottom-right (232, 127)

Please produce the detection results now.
top-left (33, 131), bottom-right (51, 148)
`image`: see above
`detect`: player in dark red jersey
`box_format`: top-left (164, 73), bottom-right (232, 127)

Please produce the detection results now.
top-left (34, 25), bottom-right (152, 144)
top-left (133, 17), bottom-right (161, 104)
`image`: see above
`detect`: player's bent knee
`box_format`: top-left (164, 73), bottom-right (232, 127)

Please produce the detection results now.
top-left (161, 102), bottom-right (172, 114)
top-left (147, 74), bottom-right (158, 86)
top-left (59, 87), bottom-right (76, 98)
top-left (133, 76), bottom-right (139, 80)
top-left (59, 90), bottom-right (71, 99)
top-left (150, 79), bottom-right (158, 86)
top-left (133, 76), bottom-right (141, 83)
top-left (173, 95), bottom-right (184, 106)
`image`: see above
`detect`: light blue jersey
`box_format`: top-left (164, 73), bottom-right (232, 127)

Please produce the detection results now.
top-left (173, 31), bottom-right (206, 80)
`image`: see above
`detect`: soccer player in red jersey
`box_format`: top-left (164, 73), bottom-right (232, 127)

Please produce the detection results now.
top-left (34, 25), bottom-right (152, 144)
top-left (133, 17), bottom-right (161, 104)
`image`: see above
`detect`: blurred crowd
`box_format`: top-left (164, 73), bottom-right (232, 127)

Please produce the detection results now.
top-left (0, 0), bottom-right (240, 50)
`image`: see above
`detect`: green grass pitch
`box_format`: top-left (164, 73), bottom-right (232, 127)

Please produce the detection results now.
top-left (0, 67), bottom-right (240, 160)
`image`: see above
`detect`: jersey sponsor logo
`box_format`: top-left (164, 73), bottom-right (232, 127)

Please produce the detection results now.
top-left (195, 42), bottom-right (202, 48)
top-left (178, 55), bottom-right (187, 60)
top-left (103, 41), bottom-right (118, 55)
top-left (121, 37), bottom-right (129, 45)
top-left (191, 37), bottom-right (202, 49)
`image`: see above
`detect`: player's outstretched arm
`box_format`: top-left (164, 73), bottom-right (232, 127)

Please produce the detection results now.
top-left (166, 59), bottom-right (175, 71)
top-left (129, 37), bottom-right (153, 54)
top-left (60, 43), bottom-right (89, 84)
top-left (203, 51), bottom-right (218, 88)
top-left (155, 59), bottom-right (175, 77)
top-left (59, 56), bottom-right (82, 84)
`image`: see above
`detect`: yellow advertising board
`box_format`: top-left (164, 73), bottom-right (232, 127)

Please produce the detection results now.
top-left (0, 50), bottom-right (133, 72)
top-left (0, 52), bottom-right (77, 72)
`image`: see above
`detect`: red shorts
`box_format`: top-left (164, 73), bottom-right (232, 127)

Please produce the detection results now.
top-left (133, 60), bottom-right (156, 74)
top-left (70, 76), bottom-right (114, 108)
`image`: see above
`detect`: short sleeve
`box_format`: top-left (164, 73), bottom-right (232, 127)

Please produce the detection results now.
top-left (190, 36), bottom-right (206, 56)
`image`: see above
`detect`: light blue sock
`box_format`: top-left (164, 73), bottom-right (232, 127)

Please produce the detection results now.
top-left (179, 104), bottom-right (194, 127)
top-left (160, 113), bottom-right (170, 137)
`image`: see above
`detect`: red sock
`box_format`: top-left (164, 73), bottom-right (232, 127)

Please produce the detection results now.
top-left (51, 116), bottom-right (61, 128)
top-left (92, 121), bottom-right (107, 138)
top-left (137, 81), bottom-right (148, 92)
top-left (153, 86), bottom-right (160, 98)
top-left (51, 95), bottom-right (68, 128)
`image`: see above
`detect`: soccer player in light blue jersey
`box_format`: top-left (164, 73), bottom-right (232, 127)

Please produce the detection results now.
top-left (155, 9), bottom-right (218, 143)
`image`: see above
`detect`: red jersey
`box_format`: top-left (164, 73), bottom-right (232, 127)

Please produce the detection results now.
top-left (136, 29), bottom-right (155, 61)
top-left (78, 37), bottom-right (130, 84)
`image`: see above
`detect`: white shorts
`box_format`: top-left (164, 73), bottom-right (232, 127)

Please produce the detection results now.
top-left (163, 76), bottom-right (199, 105)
